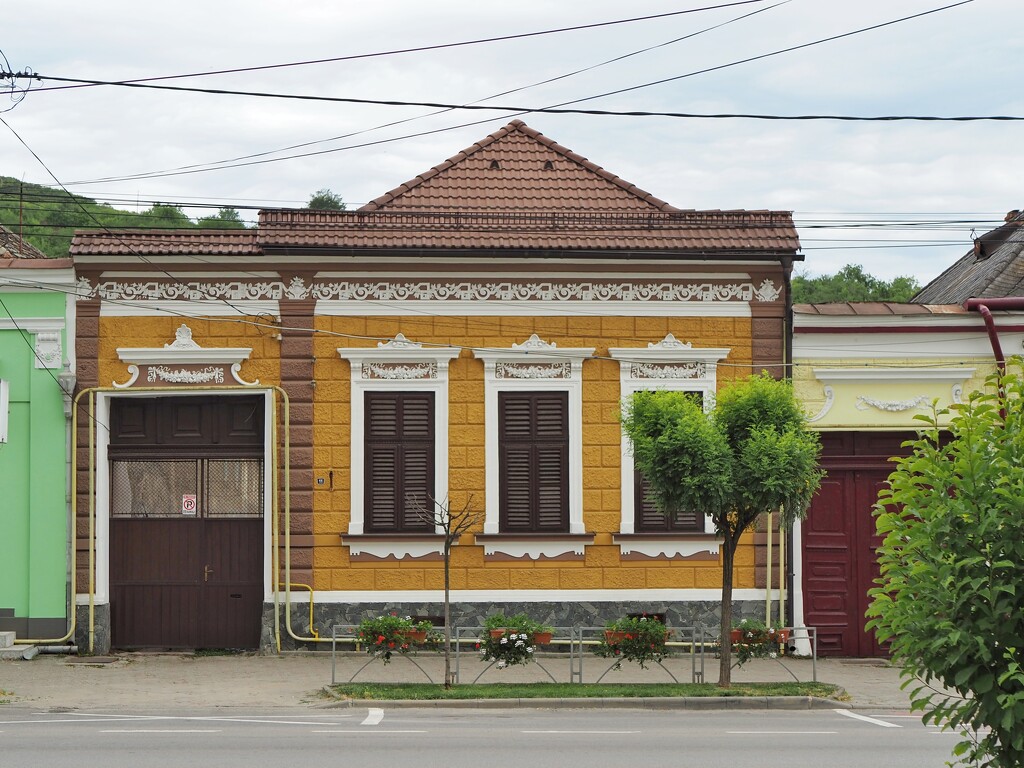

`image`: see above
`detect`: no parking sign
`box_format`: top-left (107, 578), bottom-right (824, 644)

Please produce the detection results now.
top-left (181, 494), bottom-right (198, 516)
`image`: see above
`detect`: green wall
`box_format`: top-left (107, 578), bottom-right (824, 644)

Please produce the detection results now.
top-left (0, 289), bottom-right (70, 635)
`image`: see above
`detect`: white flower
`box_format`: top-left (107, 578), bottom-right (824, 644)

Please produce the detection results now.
top-left (527, 647), bottom-right (534, 654)
top-left (496, 660), bottom-right (506, 669)
top-left (500, 637), bottom-right (508, 644)
top-left (769, 652), bottom-right (778, 659)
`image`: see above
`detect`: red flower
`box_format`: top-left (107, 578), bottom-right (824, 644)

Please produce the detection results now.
top-left (376, 634), bottom-right (385, 645)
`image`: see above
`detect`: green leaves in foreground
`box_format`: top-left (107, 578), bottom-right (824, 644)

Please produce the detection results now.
top-left (868, 364), bottom-right (1024, 767)
top-left (329, 682), bottom-right (839, 701)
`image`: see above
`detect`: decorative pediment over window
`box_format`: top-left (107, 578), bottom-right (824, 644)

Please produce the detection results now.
top-left (114, 323), bottom-right (258, 388)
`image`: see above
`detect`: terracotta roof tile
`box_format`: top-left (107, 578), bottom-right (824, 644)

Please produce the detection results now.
top-left (794, 302), bottom-right (966, 316)
top-left (359, 120), bottom-right (681, 213)
top-left (71, 229), bottom-right (260, 257)
top-left (257, 209), bottom-right (799, 252)
top-left (0, 224), bottom-right (48, 259)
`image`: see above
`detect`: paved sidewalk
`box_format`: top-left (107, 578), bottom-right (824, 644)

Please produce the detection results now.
top-left (0, 651), bottom-right (912, 711)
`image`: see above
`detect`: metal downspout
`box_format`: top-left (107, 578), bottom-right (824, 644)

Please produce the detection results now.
top-left (15, 389), bottom-right (83, 646)
top-left (782, 255), bottom-right (796, 628)
top-left (88, 390), bottom-right (95, 654)
top-left (964, 297), bottom-right (1024, 415)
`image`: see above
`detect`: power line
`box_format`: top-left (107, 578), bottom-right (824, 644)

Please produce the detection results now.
top-left (7, 2), bottom-right (772, 95)
top-left (37, 2), bottom-right (985, 187)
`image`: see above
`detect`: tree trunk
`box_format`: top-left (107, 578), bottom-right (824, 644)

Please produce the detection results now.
top-left (443, 541), bottom-right (452, 689)
top-left (718, 531), bottom-right (739, 688)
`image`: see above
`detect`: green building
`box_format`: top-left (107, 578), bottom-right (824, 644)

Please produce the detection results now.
top-left (0, 229), bottom-right (76, 642)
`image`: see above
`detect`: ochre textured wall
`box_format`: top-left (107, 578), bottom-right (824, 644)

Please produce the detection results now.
top-left (310, 314), bottom-right (760, 593)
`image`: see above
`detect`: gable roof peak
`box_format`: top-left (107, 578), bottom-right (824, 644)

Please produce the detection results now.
top-left (359, 120), bottom-right (681, 214)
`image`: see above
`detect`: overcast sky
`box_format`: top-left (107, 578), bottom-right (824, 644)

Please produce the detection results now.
top-left (3, 0), bottom-right (1020, 283)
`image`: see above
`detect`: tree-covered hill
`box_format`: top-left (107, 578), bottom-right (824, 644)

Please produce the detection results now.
top-left (0, 177), bottom-right (246, 258)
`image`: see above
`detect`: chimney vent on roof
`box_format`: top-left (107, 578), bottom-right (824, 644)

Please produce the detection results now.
top-left (489, 159), bottom-right (501, 170)
top-left (543, 160), bottom-right (554, 171)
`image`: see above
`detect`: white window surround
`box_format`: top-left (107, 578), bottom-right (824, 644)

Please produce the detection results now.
top-left (337, 334), bottom-right (461, 555)
top-left (472, 335), bottom-right (595, 557)
top-left (114, 323), bottom-right (257, 387)
top-left (609, 334), bottom-right (730, 558)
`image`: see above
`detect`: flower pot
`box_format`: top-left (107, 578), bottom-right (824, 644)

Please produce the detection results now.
top-left (399, 629), bottom-right (427, 643)
top-left (730, 629), bottom-right (743, 644)
top-left (604, 630), bottom-right (629, 644)
top-left (532, 632), bottom-right (553, 645)
top-left (489, 628), bottom-right (508, 639)
top-left (775, 629), bottom-right (790, 644)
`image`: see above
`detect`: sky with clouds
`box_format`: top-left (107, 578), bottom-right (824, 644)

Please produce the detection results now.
top-left (2, 0), bottom-right (1020, 283)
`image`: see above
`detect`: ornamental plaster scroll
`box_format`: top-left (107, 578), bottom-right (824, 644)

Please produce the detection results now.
top-left (33, 331), bottom-right (62, 370)
top-left (806, 385), bottom-right (835, 423)
top-left (648, 332), bottom-right (692, 350)
top-left (345, 539), bottom-right (445, 560)
top-left (114, 323), bottom-right (257, 388)
top-left (630, 362), bottom-right (706, 380)
top-left (615, 538), bottom-right (721, 560)
top-left (147, 366), bottom-right (225, 385)
top-left (855, 395), bottom-right (930, 412)
top-left (84, 277), bottom-right (783, 306)
top-left (378, 332), bottom-right (422, 350)
top-left (952, 383), bottom-right (965, 404)
top-left (480, 538), bottom-right (588, 560)
top-left (313, 279), bottom-right (782, 304)
top-left (363, 362), bottom-right (437, 380)
top-left (495, 362), bottom-right (571, 380)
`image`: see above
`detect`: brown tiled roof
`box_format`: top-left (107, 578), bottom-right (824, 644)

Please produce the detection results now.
top-left (71, 229), bottom-right (260, 257)
top-left (0, 224), bottom-right (48, 259)
top-left (913, 210), bottom-right (1024, 303)
top-left (794, 302), bottom-right (966, 316)
top-left (257, 208), bottom-right (800, 253)
top-left (359, 120), bottom-right (680, 213)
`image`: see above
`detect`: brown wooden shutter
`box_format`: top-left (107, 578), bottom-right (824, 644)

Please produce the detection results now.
top-left (365, 392), bottom-right (434, 533)
top-left (635, 468), bottom-right (701, 532)
top-left (498, 391), bottom-right (568, 532)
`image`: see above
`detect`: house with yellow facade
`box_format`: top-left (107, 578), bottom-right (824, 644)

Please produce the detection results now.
top-left (69, 120), bottom-right (801, 652)
top-left (792, 209), bottom-right (1024, 657)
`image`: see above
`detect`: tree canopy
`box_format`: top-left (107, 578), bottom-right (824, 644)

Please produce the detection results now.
top-left (868, 367), bottom-right (1024, 766)
top-left (195, 207), bottom-right (247, 229)
top-left (621, 374), bottom-right (822, 687)
top-left (306, 188), bottom-right (346, 211)
top-left (792, 264), bottom-right (920, 303)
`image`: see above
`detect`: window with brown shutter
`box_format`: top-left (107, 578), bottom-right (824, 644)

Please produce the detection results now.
top-left (635, 467), bottom-right (702, 532)
top-left (364, 392), bottom-right (434, 533)
top-left (498, 391), bottom-right (568, 532)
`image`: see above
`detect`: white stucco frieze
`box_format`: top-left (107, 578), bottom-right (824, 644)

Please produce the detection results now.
top-left (855, 395), bottom-right (930, 413)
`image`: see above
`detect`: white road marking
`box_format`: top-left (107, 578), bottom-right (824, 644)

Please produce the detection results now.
top-left (522, 731), bottom-right (639, 734)
top-left (361, 708), bottom-right (385, 726)
top-left (313, 730), bottom-right (427, 734)
top-left (835, 710), bottom-right (901, 728)
top-left (101, 729), bottom-right (221, 733)
top-left (728, 731), bottom-right (837, 735)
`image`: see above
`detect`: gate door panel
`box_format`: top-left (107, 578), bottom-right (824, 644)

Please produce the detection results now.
top-left (108, 397), bottom-right (264, 650)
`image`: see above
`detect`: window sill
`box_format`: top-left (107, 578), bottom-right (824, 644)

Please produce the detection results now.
top-left (341, 533), bottom-right (445, 562)
top-left (475, 533), bottom-right (594, 561)
top-left (613, 533), bottom-right (721, 561)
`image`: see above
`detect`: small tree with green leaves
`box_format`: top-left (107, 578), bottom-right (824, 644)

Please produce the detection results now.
top-left (412, 495), bottom-right (483, 688)
top-left (867, 366), bottom-right (1024, 767)
top-left (621, 373), bottom-right (822, 687)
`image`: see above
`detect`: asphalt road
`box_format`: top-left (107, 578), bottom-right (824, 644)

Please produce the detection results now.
top-left (0, 706), bottom-right (961, 768)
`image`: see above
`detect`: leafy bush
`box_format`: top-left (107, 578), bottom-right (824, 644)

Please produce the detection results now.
top-left (729, 619), bottom-right (788, 666)
top-left (358, 614), bottom-right (434, 664)
top-left (594, 614), bottom-right (670, 670)
top-left (478, 613), bottom-right (553, 669)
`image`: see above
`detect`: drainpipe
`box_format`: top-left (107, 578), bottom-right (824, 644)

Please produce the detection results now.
top-left (965, 297), bottom-right (1024, 414)
top-left (781, 255), bottom-right (795, 630)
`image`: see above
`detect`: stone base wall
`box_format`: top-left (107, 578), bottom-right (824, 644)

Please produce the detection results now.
top-left (261, 599), bottom-right (774, 653)
top-left (74, 603), bottom-right (110, 655)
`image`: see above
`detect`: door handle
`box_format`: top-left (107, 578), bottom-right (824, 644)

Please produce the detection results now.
top-left (204, 565), bottom-right (214, 582)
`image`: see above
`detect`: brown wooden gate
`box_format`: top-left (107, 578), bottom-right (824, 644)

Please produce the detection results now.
top-left (108, 397), bottom-right (264, 649)
top-left (801, 432), bottom-right (913, 657)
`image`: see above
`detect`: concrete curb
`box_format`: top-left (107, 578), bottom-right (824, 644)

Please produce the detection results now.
top-left (321, 695), bottom-right (850, 711)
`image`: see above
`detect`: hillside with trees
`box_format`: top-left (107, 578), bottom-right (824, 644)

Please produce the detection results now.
top-left (792, 264), bottom-right (921, 304)
top-left (0, 177), bottom-right (248, 258)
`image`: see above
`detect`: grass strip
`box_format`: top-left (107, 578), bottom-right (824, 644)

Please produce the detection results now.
top-left (329, 681), bottom-right (840, 701)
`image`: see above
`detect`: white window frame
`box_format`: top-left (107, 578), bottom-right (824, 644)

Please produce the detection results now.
top-left (337, 334), bottom-right (461, 539)
top-left (472, 335), bottom-right (594, 541)
top-left (609, 334), bottom-right (729, 556)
